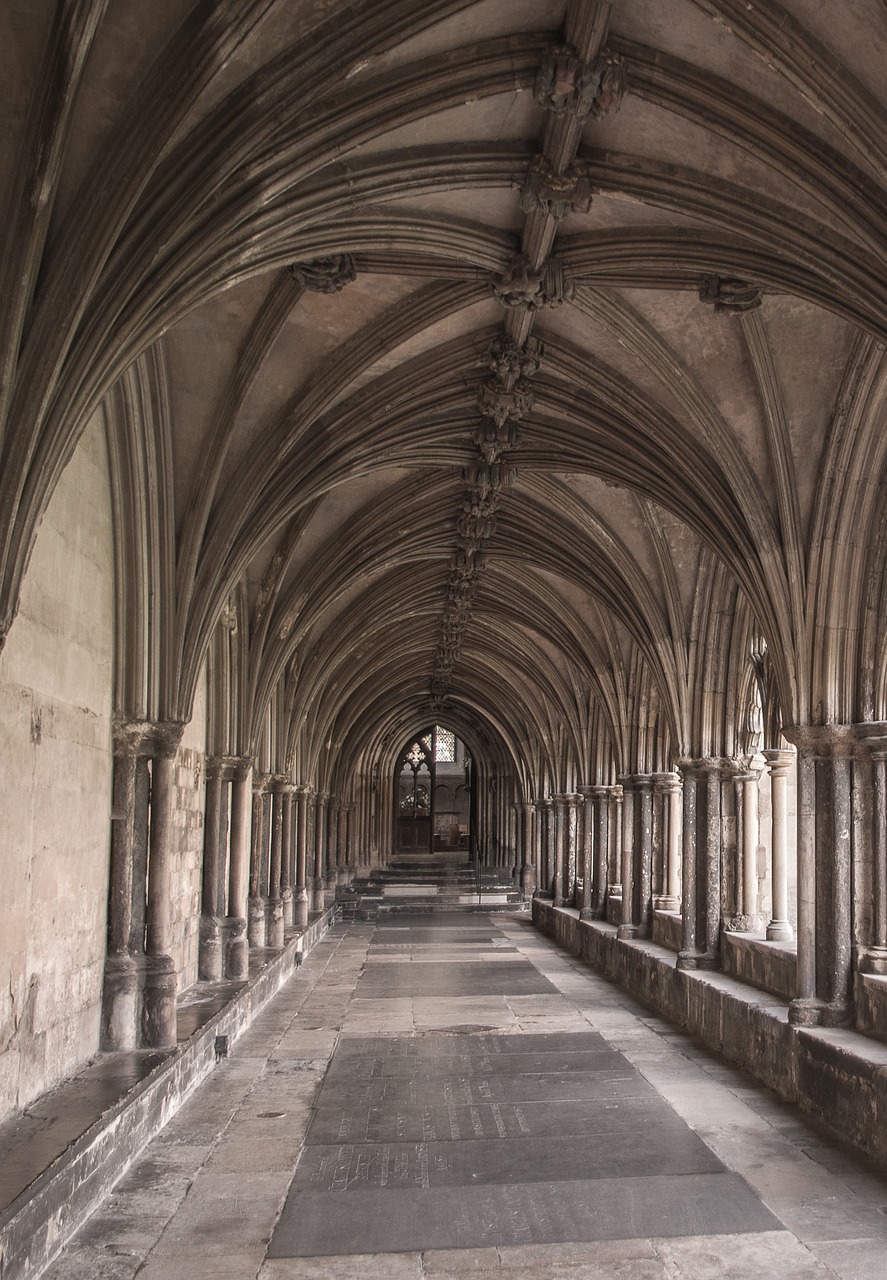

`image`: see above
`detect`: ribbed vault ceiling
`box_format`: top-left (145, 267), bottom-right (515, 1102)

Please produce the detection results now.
top-left (2, 0), bottom-right (887, 784)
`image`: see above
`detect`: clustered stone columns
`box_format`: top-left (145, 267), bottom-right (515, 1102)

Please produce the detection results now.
top-left (677, 760), bottom-right (723, 970)
top-left (735, 763), bottom-right (761, 929)
top-left (578, 786), bottom-right (595, 918)
top-left (225, 758), bottom-right (252, 979)
top-left (103, 719), bottom-right (185, 1052)
top-left (782, 726), bottom-right (853, 1026)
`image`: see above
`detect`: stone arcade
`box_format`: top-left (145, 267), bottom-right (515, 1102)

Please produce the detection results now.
top-left (2, 0), bottom-right (887, 1276)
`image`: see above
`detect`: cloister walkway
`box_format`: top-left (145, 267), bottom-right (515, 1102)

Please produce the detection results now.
top-left (47, 913), bottom-right (887, 1280)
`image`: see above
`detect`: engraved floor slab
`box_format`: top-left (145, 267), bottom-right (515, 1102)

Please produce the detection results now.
top-left (270, 914), bottom-right (783, 1257)
top-left (356, 960), bottom-right (558, 997)
top-left (269, 1174), bottom-right (780, 1257)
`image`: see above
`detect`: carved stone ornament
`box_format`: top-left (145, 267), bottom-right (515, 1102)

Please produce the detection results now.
top-left (490, 253), bottom-right (574, 311)
top-left (289, 254), bottom-right (357, 293)
top-left (486, 335), bottom-right (544, 383)
top-left (534, 45), bottom-right (627, 122)
top-left (698, 274), bottom-right (762, 314)
top-left (520, 155), bottom-right (594, 220)
top-left (477, 377), bottom-right (535, 426)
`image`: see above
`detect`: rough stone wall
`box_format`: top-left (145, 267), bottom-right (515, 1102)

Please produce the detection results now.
top-left (0, 415), bottom-right (114, 1119)
top-left (168, 665), bottom-right (207, 990)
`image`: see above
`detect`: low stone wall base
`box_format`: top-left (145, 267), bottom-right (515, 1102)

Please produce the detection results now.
top-left (533, 900), bottom-right (887, 1172)
top-left (0, 907), bottom-right (338, 1280)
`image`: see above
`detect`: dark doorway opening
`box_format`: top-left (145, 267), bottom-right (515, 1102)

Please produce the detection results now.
top-left (395, 726), bottom-right (472, 854)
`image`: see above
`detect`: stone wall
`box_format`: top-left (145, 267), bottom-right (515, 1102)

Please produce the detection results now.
top-left (0, 415), bottom-right (114, 1119)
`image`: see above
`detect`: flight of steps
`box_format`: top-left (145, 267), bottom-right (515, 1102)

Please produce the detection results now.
top-left (336, 853), bottom-right (528, 920)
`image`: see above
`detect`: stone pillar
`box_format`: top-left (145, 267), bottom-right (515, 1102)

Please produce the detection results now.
top-left (293, 785), bottom-right (311, 926)
top-left (248, 773), bottom-right (269, 948)
top-left (856, 724), bottom-right (887, 975)
top-left (653, 773), bottom-right (680, 911)
top-left (143, 723), bottom-right (185, 1050)
top-left (313, 792), bottom-right (329, 911)
top-left (633, 775), bottom-right (654, 938)
top-left (617, 780), bottom-right (636, 939)
top-left (591, 785), bottom-right (610, 916)
top-left (281, 784), bottom-right (295, 928)
top-left (738, 766), bottom-right (760, 927)
top-left (223, 758), bottom-right (251, 979)
top-left (534, 799), bottom-right (548, 896)
top-left (519, 801), bottom-right (536, 896)
top-left (677, 761), bottom-right (699, 967)
top-left (543, 798), bottom-right (556, 899)
top-left (566, 793), bottom-right (581, 905)
top-left (783, 726), bottom-right (854, 1026)
top-left (102, 727), bottom-right (145, 1051)
top-left (763, 749), bottom-right (795, 942)
top-left (266, 778), bottom-right (286, 948)
top-left (607, 785), bottom-right (623, 919)
top-left (199, 756), bottom-right (226, 981)
top-left (578, 786), bottom-right (594, 919)
top-left (552, 794), bottom-right (568, 905)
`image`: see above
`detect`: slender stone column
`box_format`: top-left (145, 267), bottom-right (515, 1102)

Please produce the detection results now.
top-left (591, 785), bottom-right (609, 916)
top-left (566, 793), bottom-right (581, 905)
top-left (698, 761), bottom-right (723, 967)
top-left (534, 800), bottom-right (548, 896)
top-left (578, 786), bottom-right (594, 919)
top-left (552, 795), bottom-right (567, 905)
top-left (143, 723), bottom-right (185, 1049)
top-left (677, 761), bottom-right (699, 967)
top-left (633, 775), bottom-right (654, 938)
top-left (313, 792), bottom-right (329, 911)
top-left (225, 758), bottom-right (252, 979)
top-left (763, 749), bottom-right (795, 941)
top-left (199, 756), bottom-right (226, 981)
top-left (617, 780), bottom-right (636, 939)
top-left (248, 774), bottom-right (269, 948)
top-left (855, 725), bottom-right (887, 975)
top-left (739, 767), bottom-right (760, 927)
top-left (607, 785), bottom-right (623, 919)
top-left (294, 785), bottom-right (310, 926)
top-left (653, 773), bottom-right (680, 911)
top-left (266, 778), bottom-right (286, 948)
top-left (783, 726), bottom-right (854, 1026)
top-left (281, 785), bottom-right (295, 928)
top-left (543, 799), bottom-right (556, 899)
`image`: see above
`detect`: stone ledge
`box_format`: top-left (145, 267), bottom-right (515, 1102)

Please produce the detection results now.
top-left (0, 906), bottom-right (338, 1280)
top-left (721, 930), bottom-right (797, 1001)
top-left (533, 899), bottom-right (887, 1173)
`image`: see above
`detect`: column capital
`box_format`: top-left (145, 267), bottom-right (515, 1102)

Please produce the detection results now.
top-left (267, 773), bottom-right (292, 793)
top-left (854, 721), bottom-right (887, 757)
top-left (762, 747), bottom-right (796, 777)
top-left (652, 771), bottom-right (681, 794)
top-left (113, 718), bottom-right (185, 759)
top-left (608, 784), bottom-right (623, 801)
top-left (781, 723), bottom-right (856, 757)
top-left (252, 771), bottom-right (271, 795)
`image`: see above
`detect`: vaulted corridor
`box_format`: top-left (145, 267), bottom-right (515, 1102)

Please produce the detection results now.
top-left (40, 911), bottom-right (887, 1280)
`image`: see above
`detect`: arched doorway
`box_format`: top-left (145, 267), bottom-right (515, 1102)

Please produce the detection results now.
top-left (395, 726), bottom-right (472, 854)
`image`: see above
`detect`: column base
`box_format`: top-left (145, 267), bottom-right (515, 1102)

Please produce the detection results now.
top-left (579, 907), bottom-right (595, 921)
top-left (248, 896), bottom-right (267, 948)
top-left (101, 952), bottom-right (140, 1051)
top-left (858, 946), bottom-right (887, 976)
top-left (266, 897), bottom-right (285, 949)
top-left (223, 917), bottom-right (249, 980)
top-left (677, 949), bottom-right (718, 971)
top-left (616, 923), bottom-right (638, 940)
top-left (520, 867), bottom-right (535, 897)
top-left (787, 996), bottom-right (851, 1028)
top-left (198, 915), bottom-right (223, 982)
top-left (141, 953), bottom-right (177, 1049)
top-left (766, 919), bottom-right (794, 942)
top-left (293, 888), bottom-right (309, 927)
top-left (654, 895), bottom-right (680, 913)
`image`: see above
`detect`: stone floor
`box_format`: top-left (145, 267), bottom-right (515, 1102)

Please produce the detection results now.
top-left (44, 913), bottom-right (887, 1279)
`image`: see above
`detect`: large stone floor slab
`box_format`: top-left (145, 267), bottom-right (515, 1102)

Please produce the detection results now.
top-left (39, 911), bottom-right (887, 1280)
